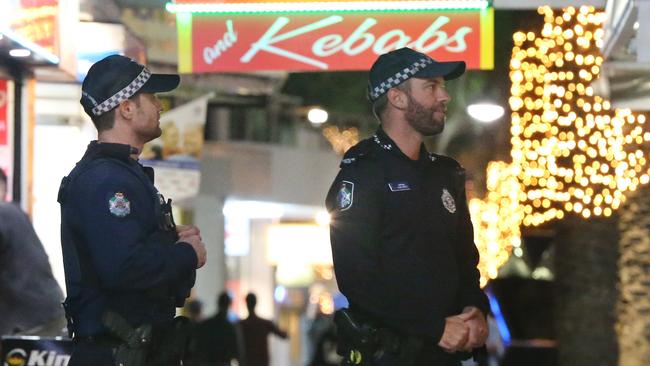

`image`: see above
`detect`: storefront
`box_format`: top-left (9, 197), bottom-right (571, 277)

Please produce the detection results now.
top-left (0, 0), bottom-right (76, 205)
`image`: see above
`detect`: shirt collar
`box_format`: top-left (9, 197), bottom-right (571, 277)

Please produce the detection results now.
top-left (85, 140), bottom-right (139, 161)
top-left (373, 126), bottom-right (431, 163)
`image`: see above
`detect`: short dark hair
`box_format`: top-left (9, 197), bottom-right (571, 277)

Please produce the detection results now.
top-left (187, 299), bottom-right (203, 316)
top-left (90, 109), bottom-right (116, 132)
top-left (245, 293), bottom-right (257, 310)
top-left (217, 292), bottom-right (231, 311)
top-left (89, 93), bottom-right (141, 132)
top-left (371, 81), bottom-right (411, 121)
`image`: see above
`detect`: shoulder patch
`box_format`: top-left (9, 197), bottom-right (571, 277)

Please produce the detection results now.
top-left (109, 192), bottom-right (131, 217)
top-left (336, 181), bottom-right (354, 211)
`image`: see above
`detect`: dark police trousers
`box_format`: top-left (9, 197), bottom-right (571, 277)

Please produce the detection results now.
top-left (341, 352), bottom-right (462, 366)
top-left (69, 338), bottom-right (184, 366)
top-left (339, 347), bottom-right (462, 366)
top-left (69, 317), bottom-right (190, 366)
top-left (69, 342), bottom-right (116, 366)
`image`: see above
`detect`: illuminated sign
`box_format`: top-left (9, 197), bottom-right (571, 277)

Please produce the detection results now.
top-left (176, 9), bottom-right (493, 73)
top-left (0, 80), bottom-right (7, 146)
top-left (11, 0), bottom-right (59, 54)
top-left (0, 79), bottom-right (13, 201)
top-left (0, 0), bottom-right (61, 64)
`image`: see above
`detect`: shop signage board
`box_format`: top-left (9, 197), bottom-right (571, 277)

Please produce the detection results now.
top-left (140, 94), bottom-right (212, 201)
top-left (0, 80), bottom-right (7, 146)
top-left (1, 336), bottom-right (71, 366)
top-left (172, 2), bottom-right (494, 73)
top-left (1, 0), bottom-right (78, 75)
top-left (0, 79), bottom-right (13, 201)
top-left (1, 0), bottom-right (60, 58)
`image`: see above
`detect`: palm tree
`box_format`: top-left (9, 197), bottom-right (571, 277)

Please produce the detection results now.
top-left (554, 215), bottom-right (619, 366)
top-left (618, 185), bottom-right (650, 365)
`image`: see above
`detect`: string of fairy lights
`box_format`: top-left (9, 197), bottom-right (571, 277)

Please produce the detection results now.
top-left (469, 162), bottom-right (524, 287)
top-left (322, 126), bottom-right (360, 155)
top-left (472, 5), bottom-right (650, 285)
top-left (510, 6), bottom-right (650, 226)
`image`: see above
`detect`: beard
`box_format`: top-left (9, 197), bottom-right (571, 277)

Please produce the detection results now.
top-left (404, 93), bottom-right (446, 136)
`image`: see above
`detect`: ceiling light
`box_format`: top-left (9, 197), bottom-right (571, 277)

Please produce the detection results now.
top-left (467, 103), bottom-right (505, 123)
top-left (307, 107), bottom-right (328, 125)
top-left (9, 49), bottom-right (31, 58)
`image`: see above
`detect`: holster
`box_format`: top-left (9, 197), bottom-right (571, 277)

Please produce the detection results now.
top-left (334, 309), bottom-right (378, 365)
top-left (102, 312), bottom-right (192, 366)
top-left (102, 311), bottom-right (151, 366)
top-left (333, 309), bottom-right (426, 366)
top-left (149, 316), bottom-right (192, 366)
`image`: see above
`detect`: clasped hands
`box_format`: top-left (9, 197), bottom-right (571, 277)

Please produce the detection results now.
top-left (437, 306), bottom-right (488, 353)
top-left (176, 224), bottom-right (207, 268)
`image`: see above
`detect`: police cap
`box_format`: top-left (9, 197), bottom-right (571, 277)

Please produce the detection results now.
top-left (80, 54), bottom-right (180, 117)
top-left (367, 47), bottom-right (465, 102)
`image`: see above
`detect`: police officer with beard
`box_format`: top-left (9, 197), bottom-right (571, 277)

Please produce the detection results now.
top-left (58, 55), bottom-right (207, 365)
top-left (326, 47), bottom-right (489, 366)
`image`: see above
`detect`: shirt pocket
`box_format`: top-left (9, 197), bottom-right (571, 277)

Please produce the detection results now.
top-left (384, 183), bottom-right (420, 228)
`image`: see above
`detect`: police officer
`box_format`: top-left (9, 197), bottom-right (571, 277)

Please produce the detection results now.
top-left (58, 55), bottom-right (207, 365)
top-left (326, 47), bottom-right (489, 366)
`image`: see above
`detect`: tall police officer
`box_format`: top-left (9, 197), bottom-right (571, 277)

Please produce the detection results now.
top-left (326, 48), bottom-right (489, 366)
top-left (58, 55), bottom-right (207, 366)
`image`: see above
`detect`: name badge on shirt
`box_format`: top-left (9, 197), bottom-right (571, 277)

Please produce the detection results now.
top-left (388, 182), bottom-right (411, 192)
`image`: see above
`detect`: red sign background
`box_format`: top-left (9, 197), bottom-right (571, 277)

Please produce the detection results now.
top-left (0, 79), bottom-right (12, 201)
top-left (188, 11), bottom-right (485, 73)
top-left (11, 0), bottom-right (59, 55)
top-left (0, 80), bottom-right (7, 146)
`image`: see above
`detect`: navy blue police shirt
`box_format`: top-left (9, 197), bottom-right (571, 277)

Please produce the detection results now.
top-left (58, 141), bottom-right (197, 337)
top-left (326, 127), bottom-right (489, 346)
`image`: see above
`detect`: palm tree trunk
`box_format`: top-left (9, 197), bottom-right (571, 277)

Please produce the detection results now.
top-left (554, 215), bottom-right (620, 366)
top-left (618, 185), bottom-right (650, 365)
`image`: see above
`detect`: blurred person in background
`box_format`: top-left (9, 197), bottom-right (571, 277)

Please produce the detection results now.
top-left (239, 292), bottom-right (288, 366)
top-left (186, 299), bottom-right (204, 324)
top-left (0, 169), bottom-right (66, 337)
top-left (326, 47), bottom-right (489, 366)
top-left (190, 292), bottom-right (239, 366)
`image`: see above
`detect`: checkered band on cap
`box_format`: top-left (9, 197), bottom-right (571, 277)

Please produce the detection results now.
top-left (91, 68), bottom-right (152, 116)
top-left (369, 57), bottom-right (434, 101)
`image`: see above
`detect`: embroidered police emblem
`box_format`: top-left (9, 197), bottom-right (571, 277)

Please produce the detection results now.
top-left (337, 181), bottom-right (354, 211)
top-left (109, 192), bottom-right (131, 217)
top-left (441, 189), bottom-right (456, 213)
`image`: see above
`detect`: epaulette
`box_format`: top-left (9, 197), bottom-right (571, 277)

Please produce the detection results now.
top-left (429, 153), bottom-right (462, 169)
top-left (340, 138), bottom-right (376, 167)
top-left (430, 153), bottom-right (466, 188)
